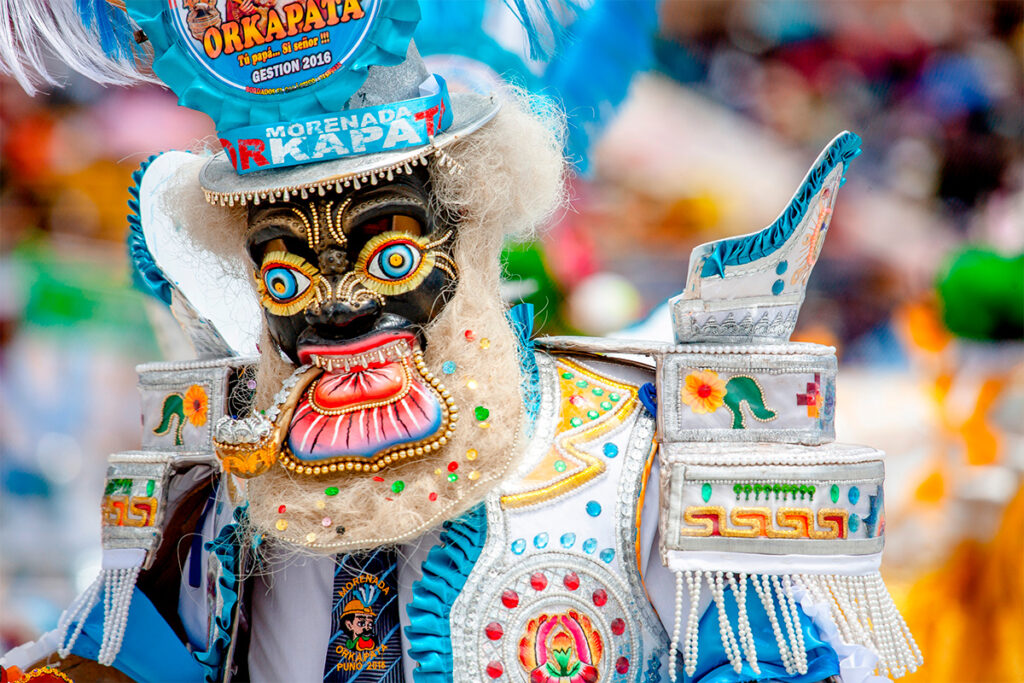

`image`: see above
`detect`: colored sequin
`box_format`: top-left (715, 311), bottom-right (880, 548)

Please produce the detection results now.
top-left (477, 421), bottom-right (490, 429)
top-left (587, 410), bottom-right (599, 420)
top-left (321, 517), bottom-right (331, 527)
top-left (586, 501), bottom-right (602, 517)
top-left (563, 572), bottom-right (580, 591)
top-left (442, 361), bottom-right (457, 375)
top-left (530, 572), bottom-right (548, 591)
top-left (777, 260), bottom-right (788, 275)
top-left (315, 499), bottom-right (326, 510)
top-left (576, 380), bottom-right (588, 388)
top-left (305, 532), bottom-right (316, 543)
top-left (600, 401), bottom-right (613, 410)
top-left (582, 538), bottom-right (597, 554)
top-left (702, 483), bottom-right (712, 502)
top-left (448, 461), bottom-right (459, 472)
top-left (146, 480), bottom-right (155, 497)
top-left (511, 538), bottom-right (526, 554)
top-left (849, 486), bottom-right (861, 505)
top-left (466, 449), bottom-right (479, 460)
top-left (570, 417), bottom-right (583, 428)
top-left (609, 393), bottom-right (620, 402)
top-left (849, 513), bottom-right (861, 532)
top-left (325, 486), bottom-right (339, 496)
top-left (592, 589), bottom-right (607, 607)
top-left (534, 532), bottom-right (549, 549)
top-left (603, 443), bottom-right (619, 458)
top-left (569, 395), bottom-right (586, 408)
top-left (278, 504), bottom-right (286, 514)
top-left (830, 484), bottom-right (840, 503)
top-left (479, 338), bottom-right (491, 349)
top-left (466, 379), bottom-right (478, 390)
top-left (560, 532), bottom-right (576, 548)
top-left (554, 459), bottom-right (567, 472)
top-left (464, 330), bottom-right (474, 340)
top-left (275, 519), bottom-right (288, 531)
top-left (611, 618), bottom-right (625, 636)
top-left (336, 526), bottom-right (345, 535)
top-left (469, 471), bottom-right (480, 480)
top-left (373, 476), bottom-right (384, 482)
top-left (616, 657), bottom-right (630, 674)
top-left (486, 661), bottom-right (503, 679)
top-left (428, 492), bottom-right (438, 501)
top-left (772, 279), bottom-right (785, 295)
top-left (599, 548), bottom-right (615, 563)
top-left (475, 406), bottom-right (490, 420)
top-left (391, 481), bottom-right (405, 493)
top-left (592, 387), bottom-right (604, 396)
top-left (447, 473), bottom-right (458, 482)
top-left (485, 622), bottom-right (503, 641)
top-left (501, 589), bottom-right (519, 608)
top-left (561, 372), bottom-right (574, 380)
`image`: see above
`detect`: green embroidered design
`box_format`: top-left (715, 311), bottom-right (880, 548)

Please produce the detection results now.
top-left (154, 393), bottom-right (186, 445)
top-left (723, 376), bottom-right (777, 428)
top-left (104, 478), bottom-right (132, 495)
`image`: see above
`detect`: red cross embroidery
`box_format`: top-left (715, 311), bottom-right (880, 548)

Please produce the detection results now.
top-left (796, 373), bottom-right (822, 418)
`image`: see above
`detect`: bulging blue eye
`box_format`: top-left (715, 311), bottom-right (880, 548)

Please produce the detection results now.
top-left (368, 242), bottom-right (421, 281)
top-left (263, 265), bottom-right (311, 302)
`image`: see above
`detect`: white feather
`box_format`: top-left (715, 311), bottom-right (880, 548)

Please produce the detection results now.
top-left (0, 0), bottom-right (157, 95)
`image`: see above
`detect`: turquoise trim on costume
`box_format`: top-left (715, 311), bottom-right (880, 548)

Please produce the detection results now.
top-left (405, 504), bottom-right (487, 681)
top-left (126, 1), bottom-right (420, 132)
top-left (70, 587), bottom-right (205, 682)
top-left (127, 153), bottom-right (172, 306)
top-left (509, 302), bottom-right (541, 428)
top-left (192, 504), bottom-right (247, 683)
top-left (700, 132), bottom-right (862, 278)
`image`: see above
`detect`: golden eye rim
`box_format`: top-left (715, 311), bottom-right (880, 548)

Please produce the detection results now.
top-left (256, 250), bottom-right (321, 314)
top-left (355, 231), bottom-right (436, 293)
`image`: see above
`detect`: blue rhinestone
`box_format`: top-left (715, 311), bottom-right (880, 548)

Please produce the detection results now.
top-left (776, 260), bottom-right (788, 275)
top-left (848, 486), bottom-right (861, 505)
top-left (533, 532), bottom-right (549, 549)
top-left (603, 443), bottom-right (619, 458)
top-left (511, 538), bottom-right (526, 555)
top-left (582, 538), bottom-right (597, 554)
top-left (560, 532), bottom-right (576, 548)
top-left (772, 279), bottom-right (785, 296)
top-left (586, 501), bottom-right (602, 517)
top-left (599, 548), bottom-right (615, 564)
top-left (848, 514), bottom-right (860, 533)
top-left (441, 361), bottom-right (457, 375)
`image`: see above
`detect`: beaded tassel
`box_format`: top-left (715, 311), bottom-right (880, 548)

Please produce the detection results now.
top-left (97, 566), bottom-right (140, 665)
top-left (55, 573), bottom-right (103, 658)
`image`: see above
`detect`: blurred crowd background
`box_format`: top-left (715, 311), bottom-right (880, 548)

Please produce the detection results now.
top-left (1, 1), bottom-right (1022, 681)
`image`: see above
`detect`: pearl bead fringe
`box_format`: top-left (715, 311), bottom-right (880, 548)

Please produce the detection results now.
top-left (55, 566), bottom-right (141, 666)
top-left (668, 570), bottom-right (922, 682)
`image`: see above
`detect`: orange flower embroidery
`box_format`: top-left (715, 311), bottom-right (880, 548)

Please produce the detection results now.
top-left (183, 384), bottom-right (209, 427)
top-left (681, 370), bottom-right (726, 414)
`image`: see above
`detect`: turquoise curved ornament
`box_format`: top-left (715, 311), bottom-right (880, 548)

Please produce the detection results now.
top-left (125, 0), bottom-right (420, 132)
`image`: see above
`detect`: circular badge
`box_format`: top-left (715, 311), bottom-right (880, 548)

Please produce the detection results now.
top-left (170, 0), bottom-right (381, 94)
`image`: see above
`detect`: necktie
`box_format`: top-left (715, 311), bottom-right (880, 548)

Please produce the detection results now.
top-left (323, 548), bottom-right (405, 682)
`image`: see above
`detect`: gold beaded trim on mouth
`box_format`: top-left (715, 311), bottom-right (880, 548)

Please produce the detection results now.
top-left (277, 349), bottom-right (459, 475)
top-left (203, 144), bottom-right (463, 207)
top-left (304, 358), bottom-right (415, 416)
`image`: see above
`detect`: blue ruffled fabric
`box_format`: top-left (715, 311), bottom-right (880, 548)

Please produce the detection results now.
top-left (127, 1), bottom-right (420, 132)
top-left (701, 132), bottom-right (862, 278)
top-left (508, 302), bottom-right (541, 428)
top-left (405, 505), bottom-right (487, 682)
top-left (192, 504), bottom-right (247, 682)
top-left (127, 153), bottom-right (173, 306)
top-left (686, 579), bottom-right (840, 683)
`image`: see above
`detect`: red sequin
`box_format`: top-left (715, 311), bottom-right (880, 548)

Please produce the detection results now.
top-left (464, 330), bottom-right (475, 340)
top-left (485, 661), bottom-right (503, 678)
top-left (592, 589), bottom-right (607, 607)
top-left (448, 461), bottom-right (459, 472)
top-left (563, 572), bottom-right (580, 591)
top-left (615, 657), bottom-right (629, 674)
top-left (373, 476), bottom-right (384, 482)
top-left (277, 504), bottom-right (286, 514)
top-left (501, 589), bottom-right (519, 608)
top-left (611, 618), bottom-right (625, 635)
top-left (530, 572), bottom-right (548, 591)
top-left (484, 622), bottom-right (504, 640)
top-left (428, 492), bottom-right (438, 501)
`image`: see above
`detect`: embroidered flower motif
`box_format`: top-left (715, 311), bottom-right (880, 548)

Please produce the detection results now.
top-left (681, 370), bottom-right (726, 414)
top-left (183, 384), bottom-right (209, 427)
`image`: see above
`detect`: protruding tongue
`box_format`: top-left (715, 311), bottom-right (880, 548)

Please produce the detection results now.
top-left (313, 362), bottom-right (407, 410)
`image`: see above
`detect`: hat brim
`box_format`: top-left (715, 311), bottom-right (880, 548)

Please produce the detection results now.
top-left (199, 92), bottom-right (499, 206)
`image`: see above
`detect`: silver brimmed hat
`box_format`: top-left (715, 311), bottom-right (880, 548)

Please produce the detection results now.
top-left (125, 0), bottom-right (499, 207)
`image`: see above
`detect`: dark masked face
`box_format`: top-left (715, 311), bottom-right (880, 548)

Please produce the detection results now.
top-left (246, 171), bottom-right (458, 365)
